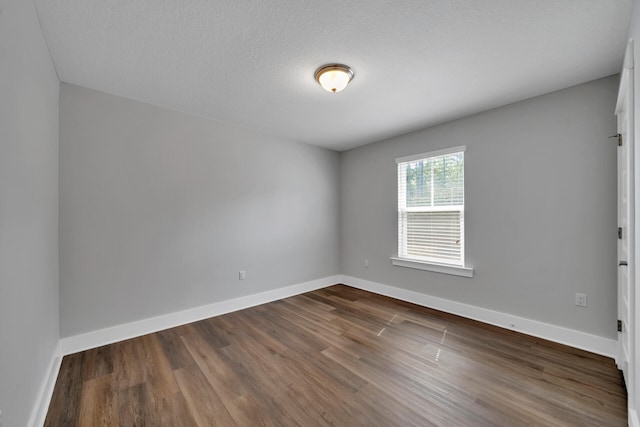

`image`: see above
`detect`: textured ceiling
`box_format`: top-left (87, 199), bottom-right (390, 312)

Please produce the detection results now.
top-left (35, 0), bottom-right (632, 151)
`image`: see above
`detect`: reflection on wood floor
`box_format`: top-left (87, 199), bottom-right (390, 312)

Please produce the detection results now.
top-left (45, 284), bottom-right (627, 426)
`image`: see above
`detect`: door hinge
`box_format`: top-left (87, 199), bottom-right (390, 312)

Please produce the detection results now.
top-left (618, 227), bottom-right (623, 239)
top-left (610, 133), bottom-right (623, 146)
top-left (618, 319), bottom-right (623, 332)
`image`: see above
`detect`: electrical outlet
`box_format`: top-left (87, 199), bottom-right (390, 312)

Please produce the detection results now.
top-left (239, 270), bottom-right (246, 280)
top-left (364, 259), bottom-right (369, 268)
top-left (575, 293), bottom-right (587, 307)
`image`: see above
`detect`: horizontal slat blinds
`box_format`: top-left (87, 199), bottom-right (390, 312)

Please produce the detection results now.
top-left (398, 149), bottom-right (464, 266)
top-left (406, 211), bottom-right (461, 261)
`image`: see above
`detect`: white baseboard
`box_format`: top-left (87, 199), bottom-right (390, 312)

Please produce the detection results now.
top-left (28, 342), bottom-right (62, 427)
top-left (340, 275), bottom-right (618, 358)
top-left (59, 273), bottom-right (618, 358)
top-left (59, 275), bottom-right (340, 356)
top-left (631, 409), bottom-right (640, 427)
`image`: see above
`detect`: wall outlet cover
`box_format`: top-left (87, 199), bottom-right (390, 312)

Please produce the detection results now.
top-left (575, 293), bottom-right (587, 307)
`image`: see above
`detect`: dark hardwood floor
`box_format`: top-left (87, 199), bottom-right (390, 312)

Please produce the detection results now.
top-left (44, 285), bottom-right (627, 426)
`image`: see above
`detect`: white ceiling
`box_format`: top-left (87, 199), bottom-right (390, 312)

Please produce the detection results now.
top-left (35, 0), bottom-right (633, 151)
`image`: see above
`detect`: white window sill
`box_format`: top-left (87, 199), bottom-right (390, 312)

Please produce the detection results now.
top-left (390, 257), bottom-right (474, 278)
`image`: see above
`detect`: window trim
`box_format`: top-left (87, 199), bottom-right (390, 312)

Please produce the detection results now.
top-left (395, 145), bottom-right (467, 164)
top-left (394, 145), bottom-right (473, 277)
top-left (390, 256), bottom-right (474, 277)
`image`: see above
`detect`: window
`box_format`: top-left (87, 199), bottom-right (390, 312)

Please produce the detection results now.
top-left (393, 146), bottom-right (472, 276)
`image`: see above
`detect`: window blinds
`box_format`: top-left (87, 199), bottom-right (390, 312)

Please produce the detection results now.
top-left (397, 148), bottom-right (465, 266)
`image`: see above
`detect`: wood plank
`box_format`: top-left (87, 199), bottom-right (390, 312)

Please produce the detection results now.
top-left (138, 334), bottom-right (180, 400)
top-left (155, 326), bottom-right (196, 370)
top-left (173, 364), bottom-right (235, 427)
top-left (180, 330), bottom-right (248, 400)
top-left (77, 374), bottom-right (117, 426)
top-left (81, 345), bottom-right (113, 381)
top-left (44, 352), bottom-right (83, 427)
top-left (116, 383), bottom-right (148, 426)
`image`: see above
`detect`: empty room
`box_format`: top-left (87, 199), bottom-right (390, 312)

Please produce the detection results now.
top-left (2, 0), bottom-right (640, 426)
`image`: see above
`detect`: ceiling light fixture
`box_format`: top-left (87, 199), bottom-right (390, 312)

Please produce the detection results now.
top-left (314, 64), bottom-right (354, 93)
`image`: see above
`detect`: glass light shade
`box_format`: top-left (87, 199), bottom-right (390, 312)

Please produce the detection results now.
top-left (315, 64), bottom-right (354, 93)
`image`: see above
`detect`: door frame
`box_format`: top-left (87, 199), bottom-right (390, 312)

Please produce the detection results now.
top-left (617, 39), bottom-right (638, 426)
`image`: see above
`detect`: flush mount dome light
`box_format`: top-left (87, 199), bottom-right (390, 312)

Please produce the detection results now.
top-left (314, 64), bottom-right (354, 93)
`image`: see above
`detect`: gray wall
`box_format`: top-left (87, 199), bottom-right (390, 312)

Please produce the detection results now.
top-left (341, 76), bottom-right (619, 339)
top-left (0, 0), bottom-right (60, 425)
top-left (59, 83), bottom-right (341, 337)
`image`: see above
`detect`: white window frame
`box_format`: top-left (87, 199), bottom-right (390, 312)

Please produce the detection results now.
top-left (391, 146), bottom-right (473, 278)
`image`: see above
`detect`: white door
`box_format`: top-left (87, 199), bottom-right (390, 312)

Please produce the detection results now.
top-left (616, 40), bottom-right (636, 423)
